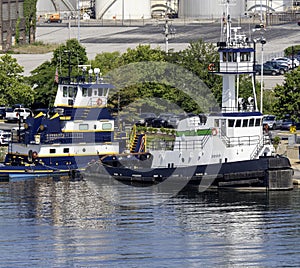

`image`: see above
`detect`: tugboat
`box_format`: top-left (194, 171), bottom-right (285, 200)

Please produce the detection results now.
top-left (0, 66), bottom-right (119, 180)
top-left (83, 3), bottom-right (293, 190)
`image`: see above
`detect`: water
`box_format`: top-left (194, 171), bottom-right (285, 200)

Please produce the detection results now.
top-left (1, 176), bottom-right (300, 268)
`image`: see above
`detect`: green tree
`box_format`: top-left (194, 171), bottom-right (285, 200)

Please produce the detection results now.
top-left (0, 54), bottom-right (34, 105)
top-left (28, 39), bottom-right (88, 106)
top-left (273, 69), bottom-right (300, 120)
top-left (168, 39), bottom-right (222, 103)
top-left (23, 0), bottom-right (38, 43)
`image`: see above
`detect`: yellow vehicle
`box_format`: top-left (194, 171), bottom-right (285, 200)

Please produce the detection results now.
top-left (46, 13), bottom-right (62, 23)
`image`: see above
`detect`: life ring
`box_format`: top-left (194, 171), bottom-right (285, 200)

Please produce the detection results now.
top-left (212, 128), bottom-right (218, 136)
top-left (32, 151), bottom-right (38, 159)
top-left (96, 98), bottom-right (102, 106)
top-left (208, 63), bottom-right (215, 71)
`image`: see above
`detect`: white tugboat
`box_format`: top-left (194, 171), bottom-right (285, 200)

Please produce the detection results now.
top-left (84, 3), bottom-right (293, 190)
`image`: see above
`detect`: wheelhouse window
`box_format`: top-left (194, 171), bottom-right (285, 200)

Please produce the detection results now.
top-left (235, 119), bottom-right (241, 127)
top-left (242, 119), bottom-right (248, 127)
top-left (249, 118), bottom-right (255, 127)
top-left (228, 119), bottom-right (235, 127)
top-left (240, 52), bottom-right (250, 62)
top-left (63, 86), bottom-right (68, 97)
top-left (255, 118), bottom-right (261, 127)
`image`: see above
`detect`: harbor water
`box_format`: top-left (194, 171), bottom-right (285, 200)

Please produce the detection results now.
top-left (1, 176), bottom-right (300, 267)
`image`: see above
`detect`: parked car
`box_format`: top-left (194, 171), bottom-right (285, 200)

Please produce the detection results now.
top-left (280, 119), bottom-right (297, 131)
top-left (0, 107), bottom-right (6, 119)
top-left (151, 113), bottom-right (174, 128)
top-left (5, 107), bottom-right (33, 122)
top-left (0, 130), bottom-right (11, 145)
top-left (264, 61), bottom-right (288, 74)
top-left (271, 57), bottom-right (299, 69)
top-left (135, 113), bottom-right (156, 127)
top-left (263, 115), bottom-right (278, 129)
top-left (254, 64), bottom-right (280, 76)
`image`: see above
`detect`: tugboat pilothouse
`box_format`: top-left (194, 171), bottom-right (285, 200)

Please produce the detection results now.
top-left (84, 2), bottom-right (293, 190)
top-left (1, 66), bottom-right (119, 179)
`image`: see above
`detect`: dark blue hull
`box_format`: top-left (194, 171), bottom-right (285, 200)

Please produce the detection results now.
top-left (84, 156), bottom-right (293, 190)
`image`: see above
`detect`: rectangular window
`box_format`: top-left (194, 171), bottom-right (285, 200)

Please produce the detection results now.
top-left (98, 88), bottom-right (103, 96)
top-left (242, 119), bottom-right (248, 127)
top-left (82, 88), bottom-right (87, 97)
top-left (249, 118), bottom-right (254, 127)
top-left (88, 88), bottom-right (92, 97)
top-left (50, 149), bottom-right (56, 154)
top-left (223, 52), bottom-right (227, 62)
top-left (63, 148), bottom-right (69, 153)
top-left (255, 118), bottom-right (261, 127)
top-left (63, 86), bottom-right (68, 97)
top-left (214, 119), bottom-right (219, 127)
top-left (235, 119), bottom-right (241, 127)
top-left (79, 124), bottom-right (89, 130)
top-left (228, 119), bottom-right (235, 127)
top-left (240, 52), bottom-right (250, 62)
top-left (102, 123), bottom-right (112, 130)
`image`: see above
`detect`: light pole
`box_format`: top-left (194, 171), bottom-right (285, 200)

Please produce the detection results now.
top-left (77, 0), bottom-right (80, 42)
top-left (260, 38), bottom-right (266, 114)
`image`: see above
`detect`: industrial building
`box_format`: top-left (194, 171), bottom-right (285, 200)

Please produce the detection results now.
top-left (0, 0), bottom-right (26, 51)
top-left (36, 0), bottom-right (300, 20)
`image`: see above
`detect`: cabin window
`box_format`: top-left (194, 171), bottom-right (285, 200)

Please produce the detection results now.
top-left (223, 52), bottom-right (227, 62)
top-left (88, 88), bottom-right (92, 97)
top-left (249, 118), bottom-right (255, 127)
top-left (235, 119), bottom-right (241, 127)
top-left (63, 148), bottom-right (69, 153)
top-left (94, 125), bottom-right (97, 129)
top-left (50, 149), bottom-right (56, 154)
top-left (94, 90), bottom-right (97, 96)
top-left (98, 88), bottom-right (103, 96)
top-left (63, 86), bottom-right (68, 97)
top-left (69, 87), bottom-right (77, 98)
top-left (214, 119), bottom-right (219, 127)
top-left (242, 119), bottom-right (248, 127)
top-left (228, 119), bottom-right (235, 127)
top-left (79, 124), bottom-right (89, 130)
top-left (240, 52), bottom-right (250, 62)
top-left (255, 118), bottom-right (261, 127)
top-left (83, 88), bottom-right (88, 97)
top-left (102, 123), bottom-right (112, 130)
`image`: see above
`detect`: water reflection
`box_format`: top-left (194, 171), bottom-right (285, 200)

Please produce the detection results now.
top-left (0, 177), bottom-right (300, 267)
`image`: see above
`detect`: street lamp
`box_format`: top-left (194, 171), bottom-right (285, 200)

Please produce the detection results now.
top-left (260, 38), bottom-right (266, 114)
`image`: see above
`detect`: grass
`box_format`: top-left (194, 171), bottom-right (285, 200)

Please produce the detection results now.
top-left (6, 41), bottom-right (59, 54)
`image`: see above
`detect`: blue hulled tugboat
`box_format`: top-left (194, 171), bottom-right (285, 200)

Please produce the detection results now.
top-left (0, 66), bottom-right (119, 180)
top-left (83, 2), bottom-right (293, 190)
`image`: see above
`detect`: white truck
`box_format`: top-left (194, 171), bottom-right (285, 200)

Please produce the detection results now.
top-left (5, 107), bottom-right (33, 122)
